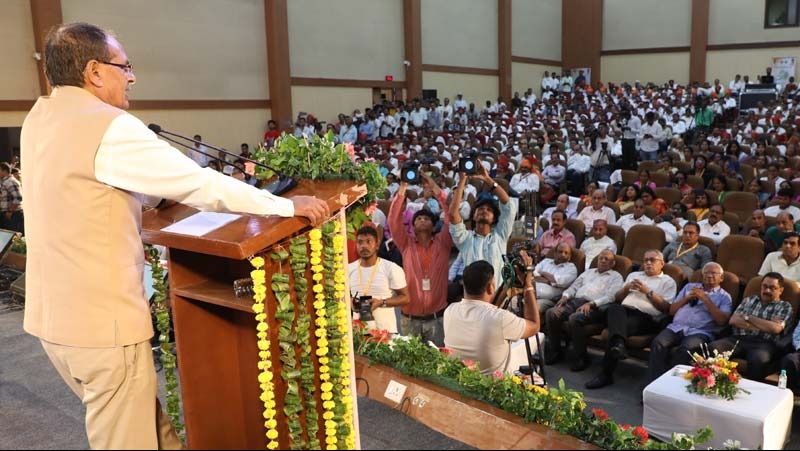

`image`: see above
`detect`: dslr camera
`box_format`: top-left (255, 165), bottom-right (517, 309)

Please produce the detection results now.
top-left (401, 160), bottom-right (421, 184)
top-left (459, 149), bottom-right (480, 175)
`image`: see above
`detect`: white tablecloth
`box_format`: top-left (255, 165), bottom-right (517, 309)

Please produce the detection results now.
top-left (643, 365), bottom-right (793, 449)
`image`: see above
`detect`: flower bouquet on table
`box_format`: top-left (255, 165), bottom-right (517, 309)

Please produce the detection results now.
top-left (684, 343), bottom-right (750, 401)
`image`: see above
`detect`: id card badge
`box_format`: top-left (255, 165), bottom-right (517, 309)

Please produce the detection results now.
top-left (422, 278), bottom-right (432, 291)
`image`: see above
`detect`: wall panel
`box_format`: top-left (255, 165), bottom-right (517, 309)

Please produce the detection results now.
top-left (603, 0), bottom-right (691, 50)
top-left (601, 52), bottom-right (690, 85)
top-left (511, 62), bottom-right (562, 98)
top-left (706, 47), bottom-right (800, 86)
top-left (421, 0), bottom-right (498, 69)
top-left (511, 0), bottom-right (561, 61)
top-left (422, 71), bottom-right (498, 107)
top-left (291, 86), bottom-right (373, 125)
top-left (1, 0), bottom-right (40, 100)
top-left (709, 0), bottom-right (800, 45)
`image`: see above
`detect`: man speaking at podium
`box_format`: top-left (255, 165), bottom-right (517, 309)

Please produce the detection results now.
top-left (20, 23), bottom-right (329, 449)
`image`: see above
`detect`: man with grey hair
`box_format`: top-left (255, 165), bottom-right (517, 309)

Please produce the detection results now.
top-left (586, 249), bottom-right (677, 389)
top-left (648, 262), bottom-right (732, 383)
top-left (21, 22), bottom-right (328, 449)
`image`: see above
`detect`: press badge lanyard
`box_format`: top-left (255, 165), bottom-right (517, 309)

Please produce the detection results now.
top-left (357, 258), bottom-right (381, 297)
top-left (414, 240), bottom-right (433, 292)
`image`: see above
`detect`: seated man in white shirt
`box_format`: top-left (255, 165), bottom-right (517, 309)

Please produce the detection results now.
top-left (577, 189), bottom-right (617, 233)
top-left (542, 194), bottom-right (578, 224)
top-left (654, 202), bottom-right (689, 243)
top-left (764, 188), bottom-right (800, 219)
top-left (698, 204), bottom-right (731, 245)
top-left (348, 226), bottom-right (410, 334)
top-left (444, 259), bottom-right (541, 376)
top-left (508, 159), bottom-right (539, 196)
top-left (617, 199), bottom-right (654, 234)
top-left (533, 243), bottom-right (579, 315)
top-left (585, 249), bottom-right (677, 389)
top-left (759, 232), bottom-right (800, 284)
top-left (544, 250), bottom-right (624, 369)
top-left (580, 219), bottom-right (618, 270)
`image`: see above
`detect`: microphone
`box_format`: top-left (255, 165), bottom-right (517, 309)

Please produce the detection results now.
top-left (148, 123), bottom-right (297, 196)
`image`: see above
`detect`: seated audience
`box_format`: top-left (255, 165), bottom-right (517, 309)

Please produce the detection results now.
top-left (663, 222), bottom-right (713, 279)
top-left (698, 204), bottom-right (731, 245)
top-left (765, 212), bottom-right (800, 252)
top-left (534, 210), bottom-right (576, 257)
top-left (743, 209), bottom-right (768, 240)
top-left (764, 188), bottom-right (800, 219)
top-left (759, 232), bottom-right (800, 284)
top-left (617, 199), bottom-right (654, 234)
top-left (577, 189), bottom-right (617, 233)
top-left (541, 194), bottom-right (577, 223)
top-left (580, 219), bottom-right (618, 270)
top-left (533, 243), bottom-right (579, 314)
top-left (585, 250), bottom-right (677, 389)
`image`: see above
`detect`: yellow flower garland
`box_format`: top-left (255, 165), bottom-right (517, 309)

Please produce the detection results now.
top-left (332, 227), bottom-right (356, 450)
top-left (310, 228), bottom-right (337, 448)
top-left (250, 256), bottom-right (279, 450)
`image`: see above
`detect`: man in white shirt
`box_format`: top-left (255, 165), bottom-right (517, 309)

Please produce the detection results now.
top-left (542, 194), bottom-right (578, 224)
top-left (580, 219), bottom-right (618, 270)
top-left (21, 22), bottom-right (330, 450)
top-left (585, 249), bottom-right (677, 389)
top-left (533, 243), bottom-right (579, 315)
top-left (543, 250), bottom-right (624, 369)
top-left (729, 74), bottom-right (745, 93)
top-left (348, 226), bottom-right (410, 334)
top-left (667, 113), bottom-right (686, 136)
top-left (638, 111), bottom-right (663, 161)
top-left (759, 232), bottom-right (800, 284)
top-left (444, 259), bottom-right (541, 375)
top-left (509, 159), bottom-right (539, 196)
top-left (338, 116), bottom-right (357, 144)
top-left (409, 106), bottom-right (427, 128)
top-left (698, 204), bottom-right (731, 245)
top-left (189, 134), bottom-right (209, 167)
top-left (577, 189), bottom-right (617, 233)
top-left (764, 188), bottom-right (800, 219)
top-left (453, 93), bottom-right (468, 111)
top-left (617, 199), bottom-right (654, 234)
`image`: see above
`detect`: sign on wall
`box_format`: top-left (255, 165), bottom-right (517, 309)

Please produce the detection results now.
top-left (772, 57), bottom-right (796, 87)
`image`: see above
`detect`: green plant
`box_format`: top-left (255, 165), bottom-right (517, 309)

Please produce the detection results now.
top-left (252, 132), bottom-right (386, 237)
top-left (354, 327), bottom-right (719, 450)
top-left (10, 235), bottom-right (25, 254)
top-left (145, 245), bottom-right (184, 441)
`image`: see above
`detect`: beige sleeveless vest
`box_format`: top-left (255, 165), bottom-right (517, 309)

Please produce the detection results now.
top-left (21, 86), bottom-right (153, 347)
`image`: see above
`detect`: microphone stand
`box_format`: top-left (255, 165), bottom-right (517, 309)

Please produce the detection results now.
top-left (150, 125), bottom-right (297, 196)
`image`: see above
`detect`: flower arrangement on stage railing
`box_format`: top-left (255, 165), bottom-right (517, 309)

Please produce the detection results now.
top-left (354, 325), bottom-right (746, 450)
top-left (252, 132), bottom-right (386, 237)
top-left (684, 344), bottom-right (750, 401)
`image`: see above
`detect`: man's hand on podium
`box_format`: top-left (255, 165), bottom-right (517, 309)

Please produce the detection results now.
top-left (291, 195), bottom-right (330, 225)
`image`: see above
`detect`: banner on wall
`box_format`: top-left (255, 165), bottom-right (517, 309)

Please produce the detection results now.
top-left (772, 57), bottom-right (796, 87)
top-left (570, 68), bottom-right (591, 87)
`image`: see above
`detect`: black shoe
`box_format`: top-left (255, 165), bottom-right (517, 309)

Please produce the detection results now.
top-left (585, 372), bottom-right (614, 390)
top-left (544, 349), bottom-right (563, 365)
top-left (608, 342), bottom-right (627, 361)
top-left (570, 355), bottom-right (591, 372)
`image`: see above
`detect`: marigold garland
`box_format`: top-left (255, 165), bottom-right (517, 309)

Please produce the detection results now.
top-left (331, 224), bottom-right (356, 449)
top-left (250, 256), bottom-right (279, 450)
top-left (309, 228), bottom-right (337, 448)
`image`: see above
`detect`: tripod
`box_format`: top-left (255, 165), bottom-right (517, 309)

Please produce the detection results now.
top-left (496, 276), bottom-right (548, 387)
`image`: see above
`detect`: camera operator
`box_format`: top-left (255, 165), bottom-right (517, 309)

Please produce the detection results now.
top-left (449, 160), bottom-right (517, 289)
top-left (443, 258), bottom-right (541, 376)
top-left (616, 109), bottom-right (640, 170)
top-left (591, 125), bottom-right (615, 182)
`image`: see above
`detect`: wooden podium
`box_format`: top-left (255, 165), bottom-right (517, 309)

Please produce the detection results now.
top-left (142, 179), bottom-right (366, 450)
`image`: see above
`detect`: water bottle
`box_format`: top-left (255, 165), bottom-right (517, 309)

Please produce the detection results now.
top-left (778, 369), bottom-right (788, 389)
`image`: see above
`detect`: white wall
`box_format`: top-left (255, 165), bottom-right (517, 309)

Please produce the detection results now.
top-left (512, 62), bottom-right (561, 97)
top-left (132, 108), bottom-right (271, 153)
top-left (707, 47), bottom-right (800, 86)
top-left (601, 52), bottom-right (690, 85)
top-left (603, 0), bottom-right (691, 50)
top-left (512, 0), bottom-right (561, 61)
top-left (709, 0), bottom-right (800, 44)
top-left (288, 0), bottom-right (405, 81)
top-left (422, 0), bottom-right (498, 69)
top-left (0, 0), bottom-right (39, 100)
top-left (61, 0), bottom-right (269, 100)
top-left (291, 86), bottom-right (373, 125)
top-left (422, 72), bottom-right (498, 107)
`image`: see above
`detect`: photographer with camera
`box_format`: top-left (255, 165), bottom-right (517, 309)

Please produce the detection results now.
top-left (388, 174), bottom-right (453, 346)
top-left (590, 125), bottom-right (615, 182)
top-left (348, 225), bottom-right (410, 335)
top-left (449, 158), bottom-right (517, 289)
top-left (443, 258), bottom-right (541, 376)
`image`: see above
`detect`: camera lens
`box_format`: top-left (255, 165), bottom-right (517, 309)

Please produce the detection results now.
top-left (405, 170), bottom-right (416, 180)
top-left (465, 161), bottom-right (474, 170)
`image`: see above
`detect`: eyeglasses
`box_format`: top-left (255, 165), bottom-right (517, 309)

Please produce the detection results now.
top-left (643, 257), bottom-right (663, 263)
top-left (100, 61), bottom-right (134, 74)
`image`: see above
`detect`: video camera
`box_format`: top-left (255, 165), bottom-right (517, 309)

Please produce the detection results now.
top-left (501, 240), bottom-right (536, 291)
top-left (459, 149), bottom-right (480, 175)
top-left (401, 160), bottom-right (421, 184)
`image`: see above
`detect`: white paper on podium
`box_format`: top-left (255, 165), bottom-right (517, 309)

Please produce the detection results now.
top-left (160, 212), bottom-right (241, 236)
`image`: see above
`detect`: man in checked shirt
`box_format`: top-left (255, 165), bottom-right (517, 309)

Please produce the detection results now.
top-left (0, 162), bottom-right (23, 233)
top-left (709, 272), bottom-right (794, 382)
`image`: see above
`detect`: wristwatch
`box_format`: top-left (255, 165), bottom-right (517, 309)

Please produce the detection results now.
top-left (744, 314), bottom-right (750, 322)
top-left (382, 299), bottom-right (388, 308)
top-left (491, 181), bottom-right (499, 191)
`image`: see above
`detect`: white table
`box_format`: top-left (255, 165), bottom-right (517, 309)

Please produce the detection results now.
top-left (643, 365), bottom-right (793, 449)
